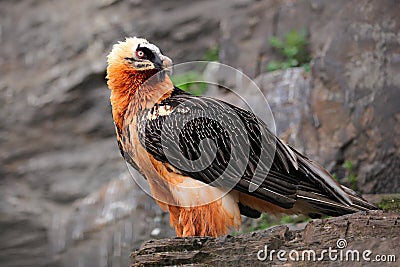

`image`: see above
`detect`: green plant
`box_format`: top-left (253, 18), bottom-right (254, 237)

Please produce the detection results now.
top-left (267, 29), bottom-right (311, 72)
top-left (239, 213), bottom-right (311, 235)
top-left (246, 213), bottom-right (273, 232)
top-left (202, 46), bottom-right (219, 61)
top-left (377, 196), bottom-right (400, 211)
top-left (257, 213), bottom-right (272, 230)
top-left (170, 71), bottom-right (208, 96)
top-left (280, 215), bottom-right (296, 224)
top-left (343, 160), bottom-right (358, 190)
top-left (280, 214), bottom-right (311, 224)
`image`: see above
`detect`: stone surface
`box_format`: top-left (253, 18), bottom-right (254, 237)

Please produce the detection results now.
top-left (131, 211), bottom-right (400, 266)
top-left (309, 1), bottom-right (400, 193)
top-left (49, 172), bottom-right (175, 267)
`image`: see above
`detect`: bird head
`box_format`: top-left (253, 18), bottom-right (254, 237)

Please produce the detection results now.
top-left (106, 37), bottom-right (174, 129)
top-left (107, 37), bottom-right (173, 80)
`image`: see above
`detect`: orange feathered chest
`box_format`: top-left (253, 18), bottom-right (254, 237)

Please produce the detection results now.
top-left (108, 73), bottom-right (242, 237)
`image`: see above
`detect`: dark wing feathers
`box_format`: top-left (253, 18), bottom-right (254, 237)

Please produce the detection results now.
top-left (138, 88), bottom-right (297, 209)
top-left (136, 87), bottom-right (375, 215)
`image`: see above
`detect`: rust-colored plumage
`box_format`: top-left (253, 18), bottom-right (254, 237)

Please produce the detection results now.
top-left (106, 37), bottom-right (376, 237)
top-left (107, 38), bottom-right (172, 129)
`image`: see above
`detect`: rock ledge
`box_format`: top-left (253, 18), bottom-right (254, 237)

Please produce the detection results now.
top-left (131, 211), bottom-right (399, 266)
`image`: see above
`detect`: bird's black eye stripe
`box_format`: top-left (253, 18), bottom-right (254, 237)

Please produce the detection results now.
top-left (124, 57), bottom-right (135, 61)
top-left (136, 47), bottom-right (155, 60)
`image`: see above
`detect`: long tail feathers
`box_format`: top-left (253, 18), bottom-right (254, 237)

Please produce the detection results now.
top-left (296, 188), bottom-right (377, 218)
top-left (341, 185), bottom-right (377, 210)
top-left (289, 146), bottom-right (377, 217)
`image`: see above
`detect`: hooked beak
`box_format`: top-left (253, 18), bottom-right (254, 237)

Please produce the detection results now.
top-left (153, 55), bottom-right (173, 81)
top-left (153, 55), bottom-right (173, 75)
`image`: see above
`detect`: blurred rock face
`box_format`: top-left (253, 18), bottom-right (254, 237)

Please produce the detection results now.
top-left (218, 0), bottom-right (400, 192)
top-left (0, 0), bottom-right (398, 266)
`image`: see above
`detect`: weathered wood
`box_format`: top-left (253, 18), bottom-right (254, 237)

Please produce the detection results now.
top-left (131, 211), bottom-right (399, 266)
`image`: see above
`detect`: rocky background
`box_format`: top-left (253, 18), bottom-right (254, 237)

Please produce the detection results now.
top-left (1, 0), bottom-right (399, 266)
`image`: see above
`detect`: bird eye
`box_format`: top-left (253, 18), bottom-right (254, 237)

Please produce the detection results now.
top-left (136, 50), bottom-right (145, 59)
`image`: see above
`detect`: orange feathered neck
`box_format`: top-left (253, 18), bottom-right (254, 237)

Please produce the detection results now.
top-left (107, 64), bottom-right (174, 130)
top-left (106, 37), bottom-right (174, 130)
top-left (107, 62), bottom-right (153, 130)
